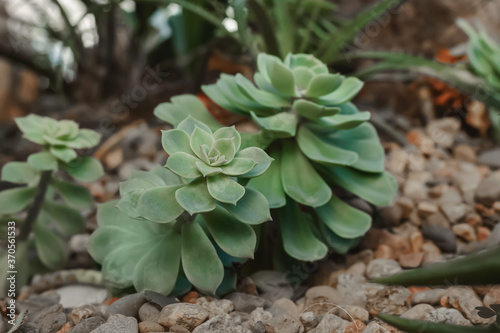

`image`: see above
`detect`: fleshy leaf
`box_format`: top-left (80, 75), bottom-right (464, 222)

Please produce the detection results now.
top-left (177, 116), bottom-right (212, 135)
top-left (305, 73), bottom-right (343, 97)
top-left (279, 200), bottom-right (328, 261)
top-left (207, 175), bottom-right (245, 205)
top-left (34, 221), bottom-right (68, 270)
top-left (202, 206), bottom-right (256, 259)
top-left (63, 157), bottom-right (104, 182)
top-left (181, 219), bottom-right (224, 294)
top-left (268, 58), bottom-right (296, 96)
top-left (190, 126), bottom-right (215, 160)
top-left (246, 149), bottom-right (285, 208)
top-left (213, 138), bottom-right (236, 164)
top-left (292, 99), bottom-right (340, 120)
top-left (316, 195), bottom-right (372, 238)
top-left (166, 152), bottom-right (202, 179)
top-left (213, 126), bottom-right (242, 152)
top-left (175, 179), bottom-right (216, 215)
top-left (221, 188), bottom-right (271, 224)
top-left (137, 185), bottom-right (185, 223)
top-left (27, 152), bottom-right (58, 171)
top-left (50, 146), bottom-right (77, 163)
top-left (64, 129), bottom-right (101, 149)
top-left (161, 129), bottom-right (193, 156)
top-left (281, 141), bottom-right (331, 207)
top-left (41, 200), bottom-right (85, 235)
top-left (0, 187), bottom-right (37, 214)
top-left (296, 125), bottom-right (358, 167)
top-left (220, 158), bottom-right (256, 176)
top-left (250, 112), bottom-right (298, 138)
top-left (235, 147), bottom-right (274, 178)
top-left (196, 162), bottom-right (222, 177)
top-left (1, 162), bottom-right (39, 184)
top-left (318, 77), bottom-right (364, 104)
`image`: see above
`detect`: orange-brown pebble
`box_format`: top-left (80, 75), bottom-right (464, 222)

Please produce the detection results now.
top-left (344, 320), bottom-right (367, 333)
top-left (56, 323), bottom-right (72, 333)
top-left (182, 291), bottom-right (199, 304)
top-left (104, 297), bottom-right (120, 305)
top-left (375, 244), bottom-right (395, 260)
top-left (477, 226), bottom-right (491, 241)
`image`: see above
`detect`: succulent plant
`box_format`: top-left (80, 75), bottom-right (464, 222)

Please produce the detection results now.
top-left (0, 115), bottom-right (103, 294)
top-left (154, 54), bottom-right (396, 261)
top-left (88, 119), bottom-right (273, 295)
top-left (457, 19), bottom-right (500, 91)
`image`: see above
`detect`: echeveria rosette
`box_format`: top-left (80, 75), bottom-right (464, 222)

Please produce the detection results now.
top-left (14, 115), bottom-right (103, 182)
top-left (89, 167), bottom-right (262, 295)
top-left (200, 53), bottom-right (397, 260)
top-left (457, 19), bottom-right (500, 91)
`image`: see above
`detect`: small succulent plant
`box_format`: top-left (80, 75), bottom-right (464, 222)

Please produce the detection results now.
top-left (155, 53), bottom-right (396, 263)
top-left (0, 115), bottom-right (103, 293)
top-left (458, 19), bottom-right (500, 91)
top-left (88, 117), bottom-right (273, 295)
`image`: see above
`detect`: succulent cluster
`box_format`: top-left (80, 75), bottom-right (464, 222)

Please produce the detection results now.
top-left (198, 53), bottom-right (396, 260)
top-left (0, 116), bottom-right (103, 292)
top-left (89, 114), bottom-right (273, 295)
top-left (458, 19), bottom-right (500, 91)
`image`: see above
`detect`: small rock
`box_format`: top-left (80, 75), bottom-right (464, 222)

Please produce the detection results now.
top-left (423, 212), bottom-right (450, 228)
top-left (453, 145), bottom-right (476, 162)
top-left (90, 316), bottom-right (138, 333)
top-left (475, 170), bottom-right (500, 205)
top-left (442, 287), bottom-right (495, 325)
top-left (68, 317), bottom-right (105, 333)
top-left (344, 320), bottom-right (366, 333)
top-left (264, 311), bottom-right (303, 333)
top-left (196, 297), bottom-right (234, 318)
top-left (426, 117), bottom-right (460, 148)
top-left (477, 226), bottom-right (490, 241)
top-left (374, 244), bottom-right (395, 260)
top-left (310, 313), bottom-right (348, 333)
top-left (225, 293), bottom-right (272, 313)
top-left (143, 290), bottom-right (177, 308)
top-left (366, 259), bottom-right (402, 279)
top-left (422, 225), bottom-right (457, 253)
top-left (182, 291), bottom-right (199, 304)
top-left (272, 299), bottom-right (299, 319)
top-left (399, 252), bottom-right (424, 268)
top-left (192, 315), bottom-right (251, 333)
top-left (380, 205), bottom-right (403, 226)
top-left (403, 180), bottom-right (428, 201)
top-left (334, 305), bottom-right (369, 322)
top-left (57, 323), bottom-right (72, 333)
top-left (337, 274), bottom-right (367, 308)
top-left (71, 304), bottom-right (108, 325)
top-left (366, 286), bottom-right (410, 316)
top-left (237, 277), bottom-right (259, 296)
top-left (346, 262), bottom-right (366, 276)
top-left (299, 312), bottom-right (317, 331)
top-left (386, 149), bottom-right (409, 175)
top-left (107, 293), bottom-right (147, 318)
top-left (157, 303), bottom-right (208, 331)
top-left (478, 148), bottom-right (500, 168)
top-left (56, 286), bottom-right (108, 309)
top-left (401, 304), bottom-right (434, 320)
top-left (305, 285), bottom-right (345, 315)
top-left (487, 224), bottom-right (500, 248)
top-left (417, 202), bottom-right (438, 217)
top-left (138, 302), bottom-right (160, 322)
top-left (138, 321), bottom-right (164, 333)
top-left (441, 203), bottom-right (467, 223)
top-left (425, 308), bottom-right (472, 326)
top-left (410, 231), bottom-right (424, 252)
top-left (169, 325), bottom-right (191, 333)
top-left (452, 223), bottom-right (477, 242)
top-left (483, 286), bottom-right (500, 306)
top-left (250, 271), bottom-right (294, 302)
top-left (411, 289), bottom-right (445, 305)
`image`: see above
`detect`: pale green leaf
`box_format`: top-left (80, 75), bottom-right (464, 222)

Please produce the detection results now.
top-left (50, 146), bottom-right (77, 163)
top-left (207, 175), bottom-right (245, 205)
top-left (305, 73), bottom-right (343, 97)
top-left (235, 147), bottom-right (274, 178)
top-left (175, 179), bottom-right (216, 215)
top-left (165, 152), bottom-right (202, 179)
top-left (34, 221), bottom-right (68, 270)
top-left (221, 188), bottom-right (271, 224)
top-left (292, 99), bottom-right (340, 120)
top-left (246, 149), bottom-right (285, 208)
top-left (161, 129), bottom-right (192, 156)
top-left (41, 200), bottom-right (85, 235)
top-left (220, 158), bottom-right (256, 176)
top-left (51, 178), bottom-right (93, 210)
top-left (27, 151), bottom-right (58, 171)
top-left (0, 187), bottom-right (37, 214)
top-left (63, 157), bottom-right (104, 182)
top-left (1, 162), bottom-right (39, 184)
top-left (137, 185), bottom-right (185, 223)
top-left (251, 112), bottom-right (298, 138)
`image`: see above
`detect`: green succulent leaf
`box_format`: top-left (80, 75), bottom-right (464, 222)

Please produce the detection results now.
top-left (316, 195), bottom-right (372, 239)
top-left (161, 129), bottom-right (192, 156)
top-left (213, 138), bottom-right (236, 164)
top-left (279, 200), bottom-right (328, 261)
top-left (305, 73), bottom-right (343, 97)
top-left (323, 123), bottom-right (385, 173)
top-left (0, 187), bottom-right (37, 214)
top-left (88, 201), bottom-right (182, 294)
top-left (1, 162), bottom-right (39, 184)
top-left (322, 166), bottom-right (397, 207)
top-left (281, 141), bottom-right (331, 207)
top-left (202, 206), bottom-right (256, 259)
top-left (292, 99), bottom-right (340, 120)
top-left (196, 162), bottom-right (223, 177)
top-left (250, 112), bottom-right (298, 138)
top-left (321, 225), bottom-right (361, 254)
top-left (181, 219), bottom-right (224, 294)
top-left (175, 179), bottom-right (216, 215)
top-left (177, 116), bottom-right (212, 135)
top-left (50, 146), bottom-right (77, 163)
top-left (292, 67), bottom-right (315, 90)
top-left (213, 126), bottom-right (242, 152)
top-left (15, 115), bottom-right (44, 144)
top-left (268, 58), bottom-right (296, 96)
top-left (154, 94), bottom-right (222, 131)
top-left (137, 185), bottom-right (185, 223)
top-left (190, 126), bottom-right (215, 159)
top-left (235, 147), bottom-right (274, 178)
top-left (296, 125), bottom-right (358, 167)
top-left (51, 178), bottom-right (93, 210)
top-left (207, 175), bottom-right (245, 205)
top-left (309, 112), bottom-right (371, 132)
top-left (318, 77), bottom-right (364, 105)
top-left (246, 149), bottom-right (286, 208)
top-left (40, 200), bottom-right (85, 235)
top-left (27, 151), bottom-right (58, 171)
top-left (221, 188), bottom-right (271, 224)
top-left (64, 129), bottom-right (101, 149)
top-left (220, 158), bottom-right (256, 176)
top-left (33, 221), bottom-right (68, 270)
top-left (166, 152), bottom-right (202, 179)
top-left (63, 157), bottom-right (104, 182)
top-left (234, 74), bottom-right (290, 108)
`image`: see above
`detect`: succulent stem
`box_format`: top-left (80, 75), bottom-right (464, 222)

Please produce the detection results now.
top-left (19, 170), bottom-right (52, 241)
